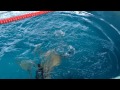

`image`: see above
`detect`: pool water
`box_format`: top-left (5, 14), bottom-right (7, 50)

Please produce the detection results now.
top-left (0, 11), bottom-right (120, 79)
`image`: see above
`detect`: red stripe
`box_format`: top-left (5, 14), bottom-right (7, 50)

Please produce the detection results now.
top-left (0, 11), bottom-right (52, 24)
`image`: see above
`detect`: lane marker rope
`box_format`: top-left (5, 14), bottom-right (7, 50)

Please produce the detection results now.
top-left (0, 11), bottom-right (52, 24)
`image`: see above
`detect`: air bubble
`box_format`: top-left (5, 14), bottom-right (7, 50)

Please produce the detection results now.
top-left (55, 44), bottom-right (75, 58)
top-left (54, 30), bottom-right (65, 37)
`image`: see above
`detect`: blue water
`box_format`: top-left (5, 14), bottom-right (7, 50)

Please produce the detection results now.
top-left (0, 11), bottom-right (120, 79)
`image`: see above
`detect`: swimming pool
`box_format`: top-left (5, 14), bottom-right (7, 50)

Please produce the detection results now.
top-left (0, 11), bottom-right (120, 79)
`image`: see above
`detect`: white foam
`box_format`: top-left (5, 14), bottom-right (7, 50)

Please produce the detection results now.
top-left (112, 76), bottom-right (120, 79)
top-left (0, 11), bottom-right (37, 20)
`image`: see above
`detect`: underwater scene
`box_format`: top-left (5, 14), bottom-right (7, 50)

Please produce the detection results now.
top-left (0, 11), bottom-right (120, 79)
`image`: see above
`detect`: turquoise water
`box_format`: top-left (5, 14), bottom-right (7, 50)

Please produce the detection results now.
top-left (0, 11), bottom-right (120, 79)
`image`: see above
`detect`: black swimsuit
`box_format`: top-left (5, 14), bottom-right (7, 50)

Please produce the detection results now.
top-left (36, 64), bottom-right (44, 79)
